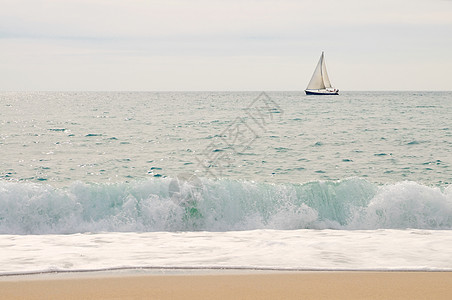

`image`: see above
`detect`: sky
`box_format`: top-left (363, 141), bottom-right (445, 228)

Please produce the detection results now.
top-left (1, 0), bottom-right (452, 91)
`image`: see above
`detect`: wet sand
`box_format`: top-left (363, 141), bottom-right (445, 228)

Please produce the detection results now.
top-left (1, 271), bottom-right (452, 300)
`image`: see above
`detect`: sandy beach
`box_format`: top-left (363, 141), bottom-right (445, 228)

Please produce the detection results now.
top-left (1, 271), bottom-right (452, 300)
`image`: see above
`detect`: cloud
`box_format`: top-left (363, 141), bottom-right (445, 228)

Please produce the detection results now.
top-left (2, 0), bottom-right (450, 40)
top-left (1, 0), bottom-right (451, 90)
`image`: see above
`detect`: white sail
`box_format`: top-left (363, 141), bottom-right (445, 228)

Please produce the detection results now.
top-left (306, 52), bottom-right (333, 90)
top-left (306, 53), bottom-right (325, 90)
top-left (321, 53), bottom-right (332, 88)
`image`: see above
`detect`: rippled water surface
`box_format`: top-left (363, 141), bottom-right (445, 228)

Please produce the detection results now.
top-left (1, 91), bottom-right (451, 274)
top-left (1, 91), bottom-right (450, 185)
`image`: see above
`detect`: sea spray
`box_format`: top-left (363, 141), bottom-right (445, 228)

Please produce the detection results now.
top-left (0, 178), bottom-right (451, 234)
top-left (350, 182), bottom-right (452, 229)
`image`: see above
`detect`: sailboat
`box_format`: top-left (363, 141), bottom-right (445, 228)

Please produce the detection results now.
top-left (305, 52), bottom-right (339, 95)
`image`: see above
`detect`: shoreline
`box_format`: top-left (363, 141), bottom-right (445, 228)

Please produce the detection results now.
top-left (1, 270), bottom-right (452, 300)
top-left (2, 266), bottom-right (452, 276)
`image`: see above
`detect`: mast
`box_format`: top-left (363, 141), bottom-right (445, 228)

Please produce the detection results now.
top-left (321, 51), bottom-right (332, 88)
top-left (320, 51), bottom-right (324, 82)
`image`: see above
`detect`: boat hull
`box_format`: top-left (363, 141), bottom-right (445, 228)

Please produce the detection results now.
top-left (305, 89), bottom-right (339, 95)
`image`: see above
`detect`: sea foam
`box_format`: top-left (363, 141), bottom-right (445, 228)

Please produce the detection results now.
top-left (0, 178), bottom-right (451, 234)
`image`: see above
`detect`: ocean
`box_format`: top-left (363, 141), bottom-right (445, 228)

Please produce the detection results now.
top-left (0, 91), bottom-right (451, 275)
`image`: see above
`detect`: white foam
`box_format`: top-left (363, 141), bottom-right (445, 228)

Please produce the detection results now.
top-left (0, 178), bottom-right (451, 234)
top-left (1, 229), bottom-right (452, 275)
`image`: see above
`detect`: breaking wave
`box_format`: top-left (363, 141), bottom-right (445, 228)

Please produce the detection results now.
top-left (0, 178), bottom-right (451, 234)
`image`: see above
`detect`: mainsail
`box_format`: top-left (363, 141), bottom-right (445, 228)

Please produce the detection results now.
top-left (306, 52), bottom-right (333, 90)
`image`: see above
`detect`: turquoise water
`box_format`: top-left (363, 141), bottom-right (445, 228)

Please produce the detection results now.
top-left (0, 91), bottom-right (451, 273)
top-left (0, 91), bottom-right (451, 234)
top-left (1, 91), bottom-right (450, 185)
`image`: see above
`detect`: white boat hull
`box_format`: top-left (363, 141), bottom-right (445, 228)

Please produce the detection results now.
top-left (305, 89), bottom-right (339, 95)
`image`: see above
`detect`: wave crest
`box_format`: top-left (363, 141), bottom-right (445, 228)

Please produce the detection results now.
top-left (0, 178), bottom-right (451, 234)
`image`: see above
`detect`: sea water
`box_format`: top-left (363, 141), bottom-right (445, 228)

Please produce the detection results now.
top-left (0, 91), bottom-right (451, 275)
